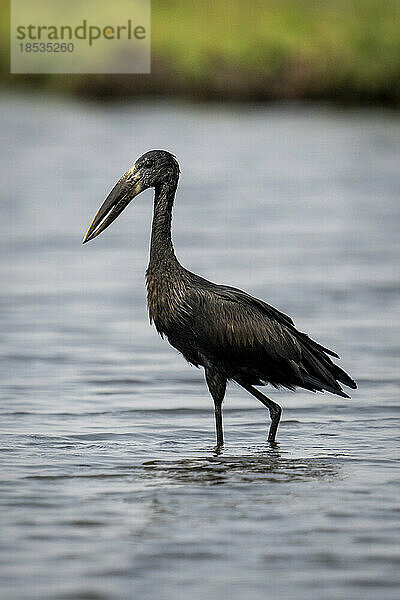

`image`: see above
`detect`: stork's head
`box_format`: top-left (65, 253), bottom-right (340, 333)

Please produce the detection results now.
top-left (83, 150), bottom-right (179, 243)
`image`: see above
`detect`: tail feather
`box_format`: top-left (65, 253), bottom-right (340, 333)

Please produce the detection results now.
top-left (296, 335), bottom-right (356, 397)
top-left (294, 329), bottom-right (340, 359)
top-left (301, 373), bottom-right (351, 398)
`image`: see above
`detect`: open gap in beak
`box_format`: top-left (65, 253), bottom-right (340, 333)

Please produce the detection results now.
top-left (82, 175), bottom-right (140, 243)
top-left (83, 203), bottom-right (122, 243)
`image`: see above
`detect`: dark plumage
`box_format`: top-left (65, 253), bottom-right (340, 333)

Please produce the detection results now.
top-left (83, 149), bottom-right (357, 445)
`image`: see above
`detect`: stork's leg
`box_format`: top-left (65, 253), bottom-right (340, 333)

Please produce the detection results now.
top-left (239, 383), bottom-right (282, 443)
top-left (205, 368), bottom-right (227, 447)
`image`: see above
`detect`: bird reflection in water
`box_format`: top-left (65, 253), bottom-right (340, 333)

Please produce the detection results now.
top-left (141, 449), bottom-right (340, 487)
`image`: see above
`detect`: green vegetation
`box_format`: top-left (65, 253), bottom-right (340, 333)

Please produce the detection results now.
top-left (2, 0), bottom-right (400, 104)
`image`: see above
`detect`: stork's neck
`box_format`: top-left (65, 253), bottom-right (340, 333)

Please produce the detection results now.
top-left (148, 178), bottom-right (179, 270)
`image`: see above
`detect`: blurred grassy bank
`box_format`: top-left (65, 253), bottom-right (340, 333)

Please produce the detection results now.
top-left (2, 0), bottom-right (400, 104)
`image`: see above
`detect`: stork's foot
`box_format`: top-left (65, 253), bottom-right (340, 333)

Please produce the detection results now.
top-left (213, 443), bottom-right (224, 456)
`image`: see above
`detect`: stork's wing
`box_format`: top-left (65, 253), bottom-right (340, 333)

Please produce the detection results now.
top-left (184, 279), bottom-right (356, 396)
top-left (215, 283), bottom-right (340, 358)
top-left (190, 287), bottom-right (301, 362)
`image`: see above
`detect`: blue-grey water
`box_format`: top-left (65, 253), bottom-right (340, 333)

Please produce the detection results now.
top-left (0, 95), bottom-right (399, 600)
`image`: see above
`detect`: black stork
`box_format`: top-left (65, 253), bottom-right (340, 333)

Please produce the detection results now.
top-left (83, 150), bottom-right (356, 446)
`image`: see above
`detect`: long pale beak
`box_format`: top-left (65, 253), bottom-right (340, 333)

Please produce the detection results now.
top-left (82, 169), bottom-right (143, 243)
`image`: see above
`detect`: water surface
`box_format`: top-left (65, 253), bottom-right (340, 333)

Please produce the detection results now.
top-left (0, 96), bottom-right (399, 600)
